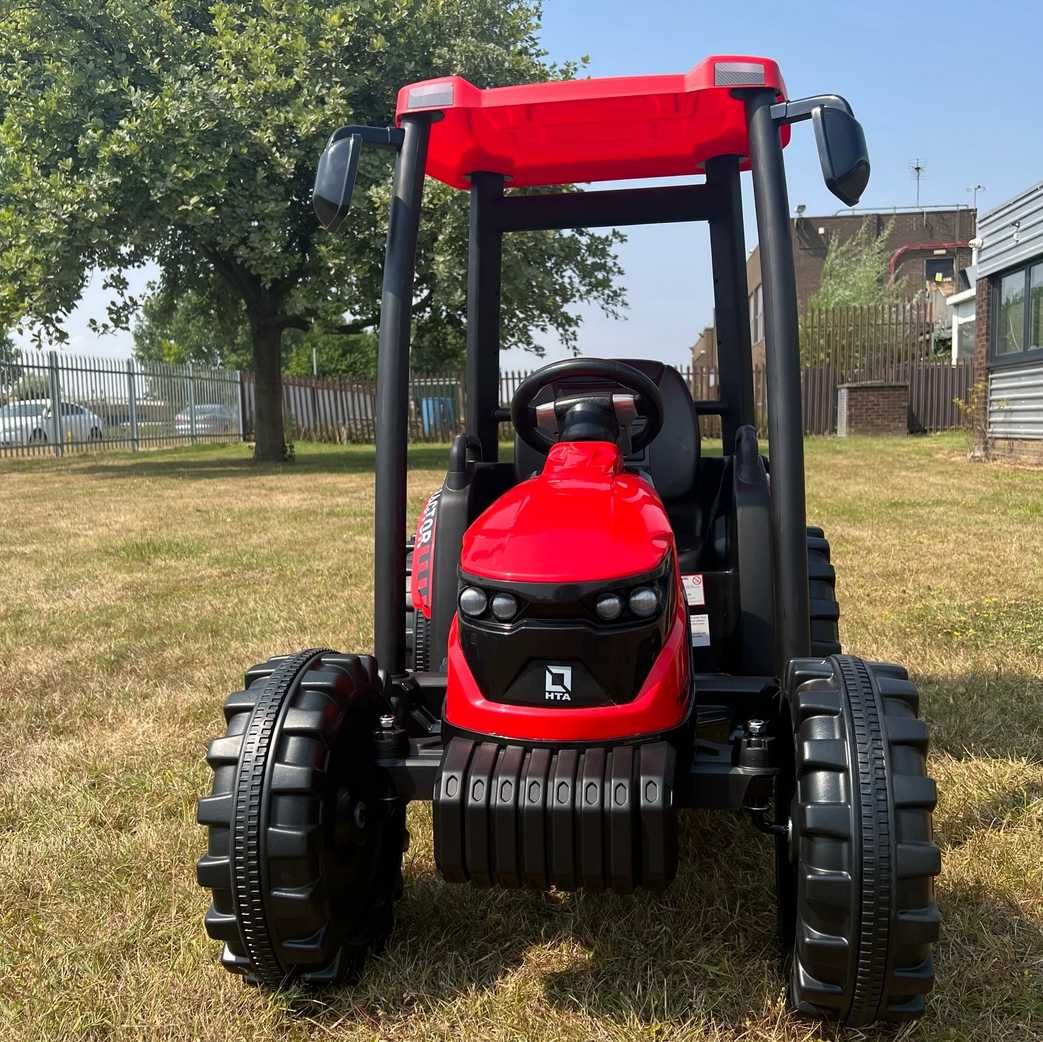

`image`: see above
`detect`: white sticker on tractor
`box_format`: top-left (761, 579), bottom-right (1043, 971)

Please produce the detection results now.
top-left (682, 574), bottom-right (706, 607)
top-left (689, 614), bottom-right (711, 648)
top-left (545, 664), bottom-right (573, 701)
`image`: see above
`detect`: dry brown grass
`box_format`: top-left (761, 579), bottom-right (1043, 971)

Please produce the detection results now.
top-left (0, 435), bottom-right (1040, 1042)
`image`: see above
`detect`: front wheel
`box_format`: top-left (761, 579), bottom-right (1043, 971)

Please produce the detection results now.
top-left (197, 650), bottom-right (406, 989)
top-left (776, 655), bottom-right (940, 1026)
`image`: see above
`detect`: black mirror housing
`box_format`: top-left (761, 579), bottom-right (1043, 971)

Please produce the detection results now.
top-left (812, 105), bottom-right (869, 207)
top-left (313, 133), bottom-right (362, 232)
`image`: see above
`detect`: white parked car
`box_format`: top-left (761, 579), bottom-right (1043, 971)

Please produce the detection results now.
top-left (0, 399), bottom-right (105, 446)
top-left (174, 403), bottom-right (238, 437)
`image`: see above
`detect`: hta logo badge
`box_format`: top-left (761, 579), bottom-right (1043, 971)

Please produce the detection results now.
top-left (544, 664), bottom-right (573, 702)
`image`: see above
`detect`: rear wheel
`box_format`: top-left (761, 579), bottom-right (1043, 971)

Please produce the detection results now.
top-left (197, 649), bottom-right (406, 989)
top-left (806, 527), bottom-right (840, 656)
top-left (776, 655), bottom-right (940, 1026)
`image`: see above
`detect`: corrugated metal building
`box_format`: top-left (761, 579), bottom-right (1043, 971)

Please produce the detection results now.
top-left (975, 181), bottom-right (1043, 457)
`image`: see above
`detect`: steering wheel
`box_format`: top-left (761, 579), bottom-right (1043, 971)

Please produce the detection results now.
top-left (511, 358), bottom-right (664, 453)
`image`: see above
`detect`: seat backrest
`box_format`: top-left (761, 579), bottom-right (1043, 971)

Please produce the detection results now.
top-left (513, 359), bottom-right (700, 502)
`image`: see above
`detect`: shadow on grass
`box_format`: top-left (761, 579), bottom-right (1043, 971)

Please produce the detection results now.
top-left (293, 811), bottom-right (790, 1029)
top-left (277, 685), bottom-right (1043, 1038)
top-left (918, 673), bottom-right (1043, 763)
top-left (67, 443), bottom-right (462, 481)
top-left (275, 786), bottom-right (1043, 1041)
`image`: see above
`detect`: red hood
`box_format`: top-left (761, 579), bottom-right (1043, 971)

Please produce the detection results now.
top-left (460, 441), bottom-right (674, 583)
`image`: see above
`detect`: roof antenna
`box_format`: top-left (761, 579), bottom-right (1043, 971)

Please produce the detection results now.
top-left (911, 158), bottom-right (926, 208)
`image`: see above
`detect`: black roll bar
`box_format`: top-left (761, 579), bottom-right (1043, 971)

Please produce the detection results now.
top-left (744, 89), bottom-right (811, 671)
top-left (374, 114), bottom-right (432, 675)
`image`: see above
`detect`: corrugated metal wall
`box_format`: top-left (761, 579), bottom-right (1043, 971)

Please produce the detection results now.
top-left (977, 182), bottom-right (1043, 278)
top-left (989, 361), bottom-right (1043, 440)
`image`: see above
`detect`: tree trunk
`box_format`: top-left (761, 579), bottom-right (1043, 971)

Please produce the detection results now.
top-left (251, 316), bottom-right (287, 462)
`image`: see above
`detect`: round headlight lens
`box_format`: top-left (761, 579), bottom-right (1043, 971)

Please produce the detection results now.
top-left (459, 586), bottom-right (488, 617)
top-left (595, 593), bottom-right (623, 621)
top-left (628, 586), bottom-right (659, 618)
top-left (490, 593), bottom-right (518, 621)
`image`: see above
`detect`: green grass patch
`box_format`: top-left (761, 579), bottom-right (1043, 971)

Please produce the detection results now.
top-left (108, 535), bottom-right (208, 564)
top-left (0, 432), bottom-right (1041, 1042)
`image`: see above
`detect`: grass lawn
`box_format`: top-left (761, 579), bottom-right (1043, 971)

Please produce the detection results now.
top-left (0, 433), bottom-right (1040, 1042)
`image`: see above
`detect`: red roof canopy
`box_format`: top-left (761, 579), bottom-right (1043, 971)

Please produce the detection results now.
top-left (395, 56), bottom-right (789, 190)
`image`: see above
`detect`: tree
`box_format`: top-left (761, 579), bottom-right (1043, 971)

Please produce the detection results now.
top-left (0, 0), bottom-right (624, 460)
top-left (801, 219), bottom-right (897, 366)
top-left (0, 329), bottom-right (21, 388)
top-left (133, 286), bottom-right (252, 369)
top-left (807, 219), bottom-right (896, 310)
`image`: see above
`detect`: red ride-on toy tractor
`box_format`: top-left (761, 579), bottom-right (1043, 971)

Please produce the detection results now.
top-left (198, 57), bottom-right (940, 1026)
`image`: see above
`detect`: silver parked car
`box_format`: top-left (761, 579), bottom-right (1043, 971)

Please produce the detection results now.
top-left (174, 403), bottom-right (239, 437)
top-left (0, 399), bottom-right (105, 446)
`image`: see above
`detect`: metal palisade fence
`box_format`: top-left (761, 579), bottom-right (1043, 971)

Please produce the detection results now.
top-left (0, 351), bottom-right (242, 457)
top-left (244, 362), bottom-right (972, 447)
top-left (2, 313), bottom-right (974, 458)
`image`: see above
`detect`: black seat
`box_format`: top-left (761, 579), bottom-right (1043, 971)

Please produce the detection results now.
top-left (513, 359), bottom-right (706, 562)
top-left (514, 360), bottom-right (699, 490)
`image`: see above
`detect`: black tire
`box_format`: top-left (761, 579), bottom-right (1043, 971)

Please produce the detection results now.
top-left (30, 428), bottom-right (47, 443)
top-left (806, 526), bottom-right (840, 657)
top-left (776, 655), bottom-right (940, 1026)
top-left (197, 649), bottom-right (406, 989)
top-left (89, 427), bottom-right (103, 441)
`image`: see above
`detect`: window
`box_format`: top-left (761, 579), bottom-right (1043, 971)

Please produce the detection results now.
top-left (1031, 263), bottom-right (1043, 350)
top-left (60, 402), bottom-right (84, 417)
top-left (925, 257), bottom-right (954, 285)
top-left (992, 261), bottom-right (1043, 361)
top-left (956, 318), bottom-right (976, 360)
top-left (0, 403), bottom-right (45, 418)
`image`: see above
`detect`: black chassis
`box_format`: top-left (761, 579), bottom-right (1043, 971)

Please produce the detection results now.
top-left (373, 669), bottom-right (780, 814)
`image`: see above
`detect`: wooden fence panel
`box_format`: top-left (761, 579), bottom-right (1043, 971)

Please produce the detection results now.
top-left (239, 355), bottom-right (972, 445)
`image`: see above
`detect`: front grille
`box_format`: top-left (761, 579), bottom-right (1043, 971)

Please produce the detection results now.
top-left (433, 736), bottom-right (677, 892)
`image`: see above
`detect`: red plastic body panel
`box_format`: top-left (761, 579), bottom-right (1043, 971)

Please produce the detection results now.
top-left (445, 591), bottom-right (690, 742)
top-left (446, 440), bottom-right (691, 742)
top-left (460, 441), bottom-right (673, 584)
top-left (411, 489), bottom-right (441, 620)
top-left (395, 55), bottom-right (788, 189)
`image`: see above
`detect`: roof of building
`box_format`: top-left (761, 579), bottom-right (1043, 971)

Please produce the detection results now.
top-left (394, 56), bottom-right (788, 190)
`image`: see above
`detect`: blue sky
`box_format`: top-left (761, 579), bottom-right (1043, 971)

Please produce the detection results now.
top-left (22, 0), bottom-right (1042, 366)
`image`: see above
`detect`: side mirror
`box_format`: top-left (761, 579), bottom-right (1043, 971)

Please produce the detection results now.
top-left (313, 133), bottom-right (362, 232)
top-left (812, 105), bottom-right (869, 207)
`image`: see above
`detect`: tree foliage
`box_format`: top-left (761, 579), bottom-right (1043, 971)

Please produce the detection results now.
top-left (0, 328), bottom-right (22, 388)
top-left (806, 219), bottom-right (896, 310)
top-left (0, 0), bottom-right (625, 459)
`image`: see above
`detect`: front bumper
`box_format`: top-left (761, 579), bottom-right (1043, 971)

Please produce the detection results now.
top-left (433, 734), bottom-right (677, 893)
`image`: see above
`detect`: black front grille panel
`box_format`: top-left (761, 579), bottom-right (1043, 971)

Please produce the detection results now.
top-left (433, 736), bottom-right (677, 893)
top-left (460, 617), bottom-right (665, 707)
top-left (457, 560), bottom-right (674, 708)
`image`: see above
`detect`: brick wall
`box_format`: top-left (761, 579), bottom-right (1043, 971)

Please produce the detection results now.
top-left (837, 382), bottom-right (909, 436)
top-left (745, 209), bottom-right (977, 315)
top-left (988, 437), bottom-right (1043, 464)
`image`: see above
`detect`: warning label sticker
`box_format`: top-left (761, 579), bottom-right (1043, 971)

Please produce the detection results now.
top-left (682, 574), bottom-right (706, 607)
top-left (689, 614), bottom-right (711, 648)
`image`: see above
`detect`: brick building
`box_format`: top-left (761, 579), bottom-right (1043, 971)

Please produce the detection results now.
top-left (694, 206), bottom-right (977, 367)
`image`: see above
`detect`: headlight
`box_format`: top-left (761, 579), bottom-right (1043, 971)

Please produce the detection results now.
top-left (628, 586), bottom-right (659, 618)
top-left (490, 593), bottom-right (518, 621)
top-left (459, 586), bottom-right (488, 617)
top-left (595, 593), bottom-right (623, 621)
